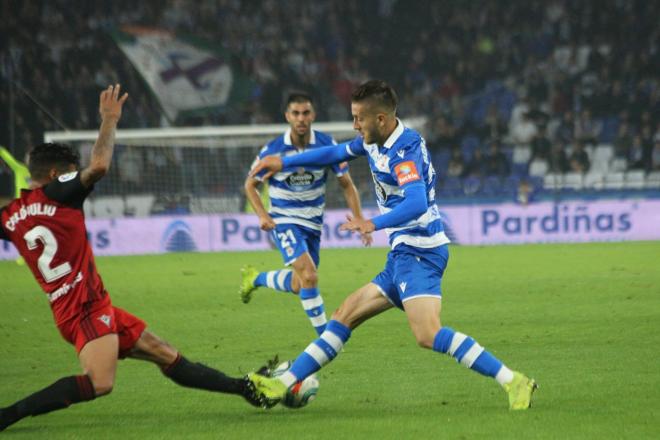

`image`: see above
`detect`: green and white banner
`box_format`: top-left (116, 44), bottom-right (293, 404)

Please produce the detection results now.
top-left (112, 27), bottom-right (251, 122)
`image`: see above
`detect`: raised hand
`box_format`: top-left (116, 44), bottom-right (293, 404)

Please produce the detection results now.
top-left (99, 84), bottom-right (129, 122)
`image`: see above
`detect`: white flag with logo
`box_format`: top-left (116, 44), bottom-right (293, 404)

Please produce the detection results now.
top-left (113, 27), bottom-right (248, 121)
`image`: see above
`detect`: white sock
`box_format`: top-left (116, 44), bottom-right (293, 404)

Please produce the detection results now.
top-left (278, 371), bottom-right (297, 388)
top-left (495, 365), bottom-right (515, 386)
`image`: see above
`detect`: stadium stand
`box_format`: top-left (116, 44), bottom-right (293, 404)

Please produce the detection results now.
top-left (1, 0), bottom-right (658, 201)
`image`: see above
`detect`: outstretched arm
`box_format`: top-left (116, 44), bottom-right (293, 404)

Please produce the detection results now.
top-left (80, 84), bottom-right (129, 188)
top-left (250, 143), bottom-right (353, 180)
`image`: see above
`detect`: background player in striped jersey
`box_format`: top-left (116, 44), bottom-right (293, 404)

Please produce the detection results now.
top-left (248, 80), bottom-right (537, 410)
top-left (241, 92), bottom-right (371, 336)
top-left (0, 85), bottom-right (268, 432)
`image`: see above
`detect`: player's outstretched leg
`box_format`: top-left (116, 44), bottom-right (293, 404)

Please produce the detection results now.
top-left (240, 265), bottom-right (295, 303)
top-left (248, 319), bottom-right (350, 406)
top-left (405, 298), bottom-right (537, 410)
top-left (248, 283), bottom-right (392, 406)
top-left (0, 375), bottom-right (96, 431)
top-left (0, 334), bottom-right (117, 431)
top-left (433, 326), bottom-right (537, 409)
top-left (129, 330), bottom-right (270, 407)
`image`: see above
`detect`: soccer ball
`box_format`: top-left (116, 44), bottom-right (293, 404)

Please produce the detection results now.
top-left (271, 360), bottom-right (319, 408)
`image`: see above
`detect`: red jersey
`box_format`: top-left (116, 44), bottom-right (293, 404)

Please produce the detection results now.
top-left (1, 171), bottom-right (107, 325)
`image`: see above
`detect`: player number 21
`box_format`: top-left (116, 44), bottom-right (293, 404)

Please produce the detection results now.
top-left (23, 225), bottom-right (72, 283)
top-left (277, 229), bottom-right (297, 248)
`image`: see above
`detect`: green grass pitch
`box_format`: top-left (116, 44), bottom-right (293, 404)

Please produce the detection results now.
top-left (1, 242), bottom-right (659, 439)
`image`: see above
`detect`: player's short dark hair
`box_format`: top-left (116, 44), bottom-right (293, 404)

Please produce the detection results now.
top-left (286, 92), bottom-right (314, 109)
top-left (28, 142), bottom-right (80, 180)
top-left (351, 80), bottom-right (398, 114)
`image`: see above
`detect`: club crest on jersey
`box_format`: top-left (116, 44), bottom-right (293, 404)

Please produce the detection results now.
top-left (376, 155), bottom-right (389, 171)
top-left (394, 161), bottom-right (420, 185)
top-left (98, 314), bottom-right (112, 328)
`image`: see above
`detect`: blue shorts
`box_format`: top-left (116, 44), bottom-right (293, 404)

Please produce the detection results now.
top-left (271, 224), bottom-right (321, 267)
top-left (372, 245), bottom-right (449, 310)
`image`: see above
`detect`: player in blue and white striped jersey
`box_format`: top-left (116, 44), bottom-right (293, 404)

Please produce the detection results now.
top-left (241, 92), bottom-right (371, 336)
top-left (248, 81), bottom-right (537, 410)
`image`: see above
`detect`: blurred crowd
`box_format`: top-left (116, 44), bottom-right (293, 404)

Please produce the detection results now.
top-left (1, 0), bottom-right (659, 200)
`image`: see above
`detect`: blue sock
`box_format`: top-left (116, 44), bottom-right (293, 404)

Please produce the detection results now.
top-left (254, 270), bottom-right (294, 293)
top-left (279, 320), bottom-right (351, 387)
top-left (433, 327), bottom-right (505, 378)
top-left (299, 287), bottom-right (327, 335)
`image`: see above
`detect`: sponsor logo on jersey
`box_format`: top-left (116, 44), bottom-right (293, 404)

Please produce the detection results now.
top-left (285, 169), bottom-right (315, 188)
top-left (394, 161), bottom-right (420, 186)
top-left (97, 314), bottom-right (112, 328)
top-left (58, 171), bottom-right (78, 182)
top-left (47, 271), bottom-right (84, 302)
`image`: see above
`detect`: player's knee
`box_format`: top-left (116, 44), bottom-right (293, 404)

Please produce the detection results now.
top-left (330, 305), bottom-right (356, 329)
top-left (415, 335), bottom-right (435, 349)
top-left (412, 329), bottom-right (436, 349)
top-left (291, 275), bottom-right (301, 293)
top-left (140, 332), bottom-right (178, 364)
top-left (91, 379), bottom-right (114, 396)
top-left (330, 307), bottom-right (346, 322)
top-left (300, 269), bottom-right (318, 287)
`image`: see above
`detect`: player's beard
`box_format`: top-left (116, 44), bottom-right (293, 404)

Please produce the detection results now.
top-left (361, 130), bottom-right (375, 144)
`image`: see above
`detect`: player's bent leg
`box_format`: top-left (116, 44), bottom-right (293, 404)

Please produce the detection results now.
top-left (128, 330), bottom-right (267, 408)
top-left (290, 272), bottom-right (302, 293)
top-left (78, 333), bottom-right (119, 396)
top-left (0, 335), bottom-right (117, 431)
top-left (0, 374), bottom-right (97, 431)
top-left (127, 329), bottom-right (178, 366)
top-left (402, 296), bottom-right (442, 348)
top-left (292, 253), bottom-right (327, 335)
top-left (332, 282), bottom-right (393, 329)
top-left (241, 265), bottom-right (296, 302)
top-left (404, 297), bottom-right (537, 409)
top-left (248, 283), bottom-right (392, 406)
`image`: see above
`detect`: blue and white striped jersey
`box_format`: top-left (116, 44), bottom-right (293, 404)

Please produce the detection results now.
top-left (253, 128), bottom-right (348, 232)
top-left (345, 120), bottom-right (450, 250)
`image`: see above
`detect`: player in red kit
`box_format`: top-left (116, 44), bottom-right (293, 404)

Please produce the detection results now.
top-left (0, 85), bottom-right (269, 432)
